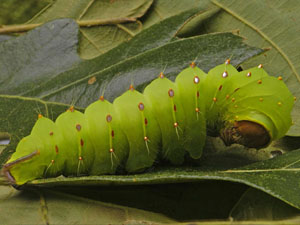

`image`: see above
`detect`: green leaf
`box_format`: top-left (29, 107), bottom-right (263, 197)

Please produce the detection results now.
top-left (38, 32), bottom-right (262, 107)
top-left (28, 149), bottom-right (300, 210)
top-left (0, 19), bottom-right (82, 95)
top-left (28, 0), bottom-right (154, 59)
top-left (229, 188), bottom-right (300, 220)
top-left (0, 9), bottom-right (203, 97)
top-left (199, 0), bottom-right (300, 136)
top-left (0, 186), bottom-right (175, 224)
top-left (0, 0), bottom-right (50, 25)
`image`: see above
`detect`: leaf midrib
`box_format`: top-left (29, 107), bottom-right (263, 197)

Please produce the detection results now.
top-left (212, 0), bottom-right (300, 83)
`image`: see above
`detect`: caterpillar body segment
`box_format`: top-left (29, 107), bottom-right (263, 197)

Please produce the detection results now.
top-left (3, 61), bottom-right (294, 185)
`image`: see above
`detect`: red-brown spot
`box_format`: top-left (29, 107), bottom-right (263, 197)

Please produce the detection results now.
top-left (79, 156), bottom-right (83, 160)
top-left (258, 80), bottom-right (262, 84)
top-left (106, 114), bottom-right (112, 123)
top-left (173, 104), bottom-right (177, 112)
top-left (231, 98), bottom-right (236, 102)
top-left (55, 145), bottom-right (59, 154)
top-left (218, 85), bottom-right (223, 91)
top-left (138, 102), bottom-right (144, 111)
top-left (49, 131), bottom-right (54, 136)
top-left (111, 130), bottom-right (114, 138)
top-left (168, 89), bottom-right (174, 97)
top-left (225, 59), bottom-right (230, 65)
top-left (197, 91), bottom-right (200, 98)
top-left (159, 72), bottom-right (164, 79)
top-left (38, 114), bottom-right (43, 119)
top-left (99, 96), bottom-right (104, 101)
top-left (190, 62), bottom-right (196, 68)
top-left (144, 136), bottom-right (148, 141)
top-left (144, 118), bottom-right (148, 125)
top-left (234, 88), bottom-right (240, 92)
top-left (76, 124), bottom-right (81, 131)
top-left (69, 106), bottom-right (75, 112)
top-left (278, 76), bottom-right (283, 81)
top-left (213, 97), bottom-right (217, 102)
top-left (80, 139), bottom-right (84, 147)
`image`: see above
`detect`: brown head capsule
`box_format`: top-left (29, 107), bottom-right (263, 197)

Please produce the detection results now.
top-left (190, 62), bottom-right (196, 68)
top-left (99, 96), bottom-right (104, 101)
top-left (159, 72), bottom-right (164, 79)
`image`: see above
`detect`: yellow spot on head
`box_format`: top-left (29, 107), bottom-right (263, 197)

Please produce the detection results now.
top-left (235, 115), bottom-right (239, 120)
top-left (231, 98), bottom-right (235, 102)
top-left (278, 102), bottom-right (282, 106)
top-left (294, 96), bottom-right (297, 101)
top-left (38, 114), bottom-right (43, 119)
top-left (259, 97), bottom-right (264, 102)
top-left (257, 80), bottom-right (262, 84)
top-left (278, 76), bottom-right (283, 81)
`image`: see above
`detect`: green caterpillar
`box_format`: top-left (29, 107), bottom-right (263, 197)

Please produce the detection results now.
top-left (2, 60), bottom-right (295, 185)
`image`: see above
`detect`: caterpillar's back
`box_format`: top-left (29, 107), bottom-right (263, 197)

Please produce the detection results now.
top-left (3, 60), bottom-right (295, 185)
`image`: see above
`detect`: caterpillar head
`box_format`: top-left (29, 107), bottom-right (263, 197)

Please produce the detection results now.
top-left (221, 120), bottom-right (270, 148)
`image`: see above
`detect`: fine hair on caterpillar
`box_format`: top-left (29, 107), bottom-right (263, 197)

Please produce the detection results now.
top-left (2, 59), bottom-right (295, 186)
